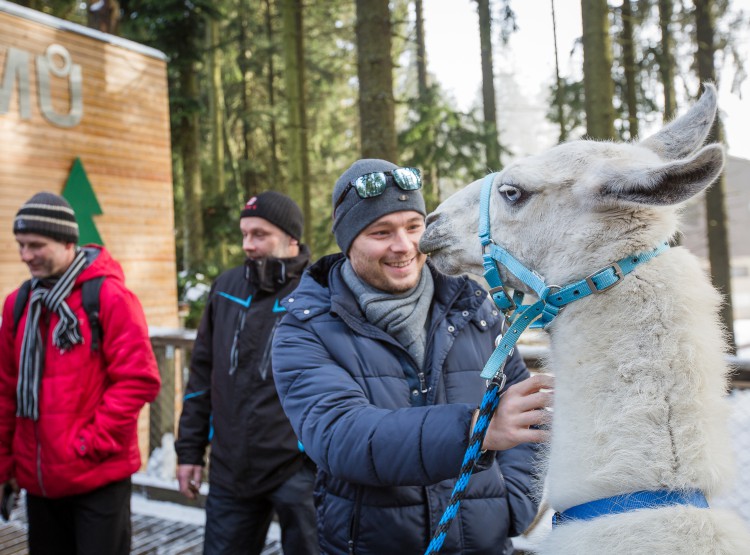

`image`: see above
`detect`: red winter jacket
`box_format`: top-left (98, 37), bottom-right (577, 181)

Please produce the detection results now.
top-left (0, 246), bottom-right (160, 498)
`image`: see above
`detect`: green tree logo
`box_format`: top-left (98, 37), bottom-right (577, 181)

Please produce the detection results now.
top-left (62, 158), bottom-right (103, 245)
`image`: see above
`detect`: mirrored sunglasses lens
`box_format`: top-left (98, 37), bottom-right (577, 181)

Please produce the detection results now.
top-left (354, 173), bottom-right (388, 198)
top-left (392, 168), bottom-right (422, 190)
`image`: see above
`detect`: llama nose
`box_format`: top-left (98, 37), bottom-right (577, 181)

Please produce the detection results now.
top-left (425, 211), bottom-right (440, 228)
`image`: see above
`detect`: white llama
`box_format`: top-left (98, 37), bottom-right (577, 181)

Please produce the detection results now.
top-left (419, 85), bottom-right (750, 554)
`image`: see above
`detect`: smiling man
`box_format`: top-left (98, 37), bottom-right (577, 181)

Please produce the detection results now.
top-left (0, 192), bottom-right (160, 555)
top-left (272, 159), bottom-right (553, 554)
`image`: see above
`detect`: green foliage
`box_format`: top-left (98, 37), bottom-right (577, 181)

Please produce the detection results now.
top-left (10, 0), bottom-right (84, 21)
top-left (399, 85), bottom-right (492, 199)
top-left (29, 0), bottom-right (747, 330)
top-left (176, 269), bottom-right (214, 329)
top-left (547, 78), bottom-right (585, 142)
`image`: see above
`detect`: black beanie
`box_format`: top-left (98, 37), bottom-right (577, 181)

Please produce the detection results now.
top-left (331, 159), bottom-right (426, 254)
top-left (13, 192), bottom-right (79, 244)
top-left (240, 191), bottom-right (304, 241)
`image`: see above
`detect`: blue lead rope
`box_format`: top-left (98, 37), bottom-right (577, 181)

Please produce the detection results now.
top-left (424, 379), bottom-right (503, 555)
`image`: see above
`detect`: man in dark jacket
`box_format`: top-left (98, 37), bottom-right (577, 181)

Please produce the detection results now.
top-left (175, 191), bottom-right (317, 555)
top-left (272, 160), bottom-right (554, 554)
top-left (0, 192), bottom-right (161, 555)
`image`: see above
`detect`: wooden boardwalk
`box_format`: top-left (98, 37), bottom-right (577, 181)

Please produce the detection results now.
top-left (0, 493), bottom-right (283, 555)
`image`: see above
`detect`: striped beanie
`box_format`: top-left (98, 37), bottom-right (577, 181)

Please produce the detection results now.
top-left (13, 192), bottom-right (79, 244)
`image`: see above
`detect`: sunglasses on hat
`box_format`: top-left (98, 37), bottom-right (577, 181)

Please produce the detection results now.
top-left (333, 167), bottom-right (422, 218)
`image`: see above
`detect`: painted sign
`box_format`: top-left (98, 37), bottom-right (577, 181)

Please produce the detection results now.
top-left (1, 43), bottom-right (83, 127)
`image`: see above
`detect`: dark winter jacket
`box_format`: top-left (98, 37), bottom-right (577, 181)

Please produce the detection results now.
top-left (175, 247), bottom-right (311, 497)
top-left (272, 254), bottom-right (540, 555)
top-left (0, 246), bottom-right (161, 498)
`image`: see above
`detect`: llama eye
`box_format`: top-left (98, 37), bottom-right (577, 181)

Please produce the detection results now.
top-left (499, 184), bottom-right (526, 205)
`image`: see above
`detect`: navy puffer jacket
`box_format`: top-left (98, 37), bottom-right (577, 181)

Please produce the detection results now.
top-left (272, 254), bottom-right (540, 555)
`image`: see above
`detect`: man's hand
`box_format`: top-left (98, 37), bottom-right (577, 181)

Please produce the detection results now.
top-left (176, 464), bottom-right (203, 500)
top-left (1, 478), bottom-right (19, 521)
top-left (474, 373), bottom-right (554, 452)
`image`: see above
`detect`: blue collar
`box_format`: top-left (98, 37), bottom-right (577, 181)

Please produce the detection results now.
top-left (552, 490), bottom-right (709, 526)
top-left (477, 172), bottom-right (669, 381)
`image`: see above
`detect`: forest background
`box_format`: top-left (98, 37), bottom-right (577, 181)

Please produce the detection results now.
top-left (7, 0), bottom-right (749, 348)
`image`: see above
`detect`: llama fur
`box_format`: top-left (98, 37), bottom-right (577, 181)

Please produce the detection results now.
top-left (420, 84), bottom-right (750, 554)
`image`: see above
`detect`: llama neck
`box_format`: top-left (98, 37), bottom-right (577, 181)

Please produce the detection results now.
top-left (542, 249), bottom-right (733, 511)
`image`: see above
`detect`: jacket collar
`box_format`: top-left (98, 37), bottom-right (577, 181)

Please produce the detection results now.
top-left (288, 254), bottom-right (487, 322)
top-left (245, 244), bottom-right (311, 293)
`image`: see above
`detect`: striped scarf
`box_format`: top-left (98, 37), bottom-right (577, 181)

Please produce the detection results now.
top-left (17, 249), bottom-right (87, 420)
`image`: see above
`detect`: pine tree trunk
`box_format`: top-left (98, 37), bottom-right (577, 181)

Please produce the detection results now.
top-left (207, 19), bottom-right (226, 196)
top-left (581, 0), bottom-right (615, 140)
top-left (207, 18), bottom-right (227, 267)
top-left (414, 0), bottom-right (438, 211)
top-left (415, 0), bottom-right (428, 100)
top-left (620, 0), bottom-right (639, 139)
top-left (658, 0), bottom-right (677, 120)
top-left (551, 0), bottom-right (567, 143)
top-left (280, 0), bottom-right (312, 248)
top-left (265, 0), bottom-right (280, 188)
top-left (695, 0), bottom-right (736, 353)
top-left (477, 0), bottom-right (501, 168)
top-left (87, 0), bottom-right (120, 35)
top-left (355, 0), bottom-right (397, 161)
top-left (180, 66), bottom-right (205, 268)
top-left (238, 3), bottom-right (259, 198)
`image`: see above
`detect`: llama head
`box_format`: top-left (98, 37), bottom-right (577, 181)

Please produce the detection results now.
top-left (420, 84), bottom-right (725, 288)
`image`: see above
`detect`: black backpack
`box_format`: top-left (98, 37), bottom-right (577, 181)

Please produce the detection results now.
top-left (12, 276), bottom-right (106, 351)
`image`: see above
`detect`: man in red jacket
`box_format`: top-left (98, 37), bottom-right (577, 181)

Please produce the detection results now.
top-left (0, 192), bottom-right (161, 555)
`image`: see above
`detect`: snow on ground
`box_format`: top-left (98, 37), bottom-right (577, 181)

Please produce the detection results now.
top-left (130, 494), bottom-right (282, 543)
top-left (131, 494), bottom-right (206, 526)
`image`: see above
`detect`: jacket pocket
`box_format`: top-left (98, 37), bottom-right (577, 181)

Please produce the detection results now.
top-left (71, 421), bottom-right (124, 463)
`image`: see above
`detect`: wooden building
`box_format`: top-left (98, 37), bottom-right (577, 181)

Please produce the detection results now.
top-left (0, 0), bottom-right (178, 328)
top-left (0, 1), bottom-right (177, 467)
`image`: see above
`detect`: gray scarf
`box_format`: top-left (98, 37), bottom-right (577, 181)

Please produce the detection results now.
top-left (342, 260), bottom-right (434, 368)
top-left (17, 249), bottom-right (87, 420)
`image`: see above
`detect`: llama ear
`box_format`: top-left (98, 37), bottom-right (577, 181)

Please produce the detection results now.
top-left (640, 83), bottom-right (718, 160)
top-left (600, 144), bottom-right (724, 206)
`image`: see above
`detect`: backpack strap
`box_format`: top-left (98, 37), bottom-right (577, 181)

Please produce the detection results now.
top-left (12, 277), bottom-right (105, 352)
top-left (12, 280), bottom-right (33, 334)
top-left (82, 276), bottom-right (105, 351)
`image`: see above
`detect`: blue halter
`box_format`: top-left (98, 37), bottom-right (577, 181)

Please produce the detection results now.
top-left (477, 172), bottom-right (669, 381)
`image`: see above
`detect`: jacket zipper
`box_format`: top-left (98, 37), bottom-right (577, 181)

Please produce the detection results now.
top-left (36, 319), bottom-right (48, 497)
top-left (418, 371), bottom-right (428, 394)
top-left (347, 485), bottom-right (363, 555)
top-left (258, 319), bottom-right (281, 380)
top-left (35, 421), bottom-right (47, 497)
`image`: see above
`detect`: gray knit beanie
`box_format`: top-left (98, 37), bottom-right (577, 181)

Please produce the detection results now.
top-left (332, 159), bottom-right (426, 254)
top-left (13, 192), bottom-right (79, 244)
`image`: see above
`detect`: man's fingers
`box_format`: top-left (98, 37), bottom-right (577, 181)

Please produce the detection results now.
top-left (515, 427), bottom-right (550, 444)
top-left (508, 373), bottom-right (554, 396)
top-left (507, 390), bottom-right (553, 414)
top-left (516, 408), bottom-right (552, 429)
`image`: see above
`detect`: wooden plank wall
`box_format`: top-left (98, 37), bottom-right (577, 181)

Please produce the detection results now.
top-left (0, 7), bottom-right (178, 329)
top-left (0, 5), bottom-right (178, 468)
